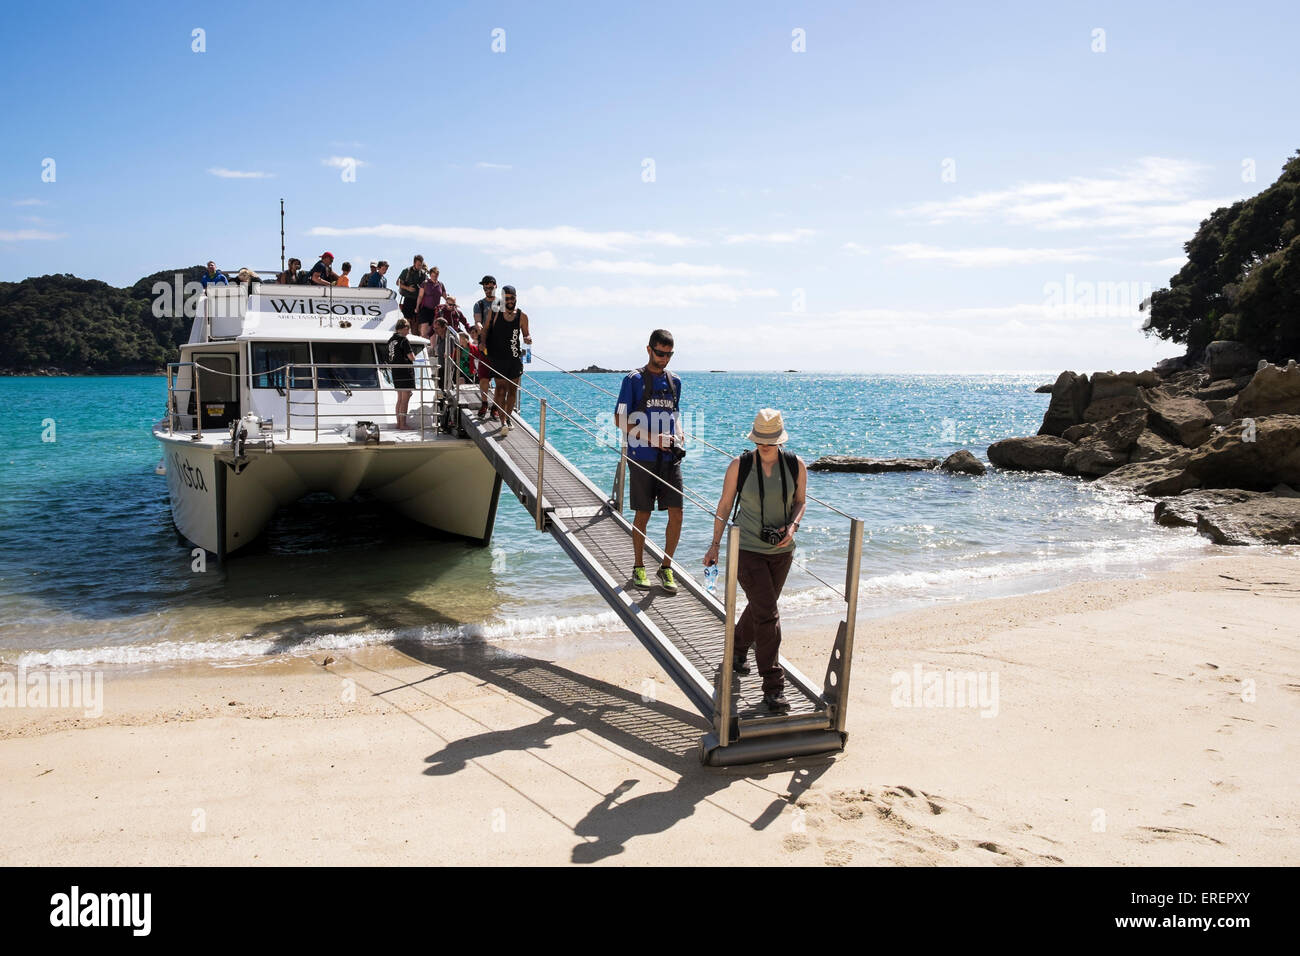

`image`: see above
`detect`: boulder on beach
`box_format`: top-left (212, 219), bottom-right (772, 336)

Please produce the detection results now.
top-left (1061, 408), bottom-right (1150, 476)
top-left (1195, 497), bottom-right (1300, 545)
top-left (1037, 371), bottom-right (1091, 437)
top-left (808, 456), bottom-right (940, 473)
top-left (1205, 340), bottom-right (1262, 381)
top-left (1095, 457), bottom-right (1196, 496)
top-left (1141, 387), bottom-right (1215, 447)
top-left (1082, 371), bottom-right (1158, 422)
top-left (987, 436), bottom-right (1073, 472)
top-left (1230, 360), bottom-right (1300, 418)
top-left (1153, 488), bottom-right (1268, 527)
top-left (940, 450), bottom-right (986, 475)
top-left (1130, 428), bottom-right (1181, 462)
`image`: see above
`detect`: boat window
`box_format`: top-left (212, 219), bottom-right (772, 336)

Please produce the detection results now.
top-left (312, 342), bottom-right (380, 389)
top-left (252, 342), bottom-right (312, 388)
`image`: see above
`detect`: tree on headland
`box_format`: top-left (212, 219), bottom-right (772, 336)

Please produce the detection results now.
top-left (0, 266), bottom-right (206, 373)
top-left (1143, 151), bottom-right (1300, 362)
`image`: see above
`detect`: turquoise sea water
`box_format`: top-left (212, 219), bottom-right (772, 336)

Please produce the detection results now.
top-left (0, 372), bottom-right (1220, 668)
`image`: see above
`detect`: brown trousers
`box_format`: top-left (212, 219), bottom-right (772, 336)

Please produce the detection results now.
top-left (734, 548), bottom-right (793, 693)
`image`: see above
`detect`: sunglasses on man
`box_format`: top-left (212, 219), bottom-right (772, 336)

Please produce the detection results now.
top-left (652, 347), bottom-right (673, 359)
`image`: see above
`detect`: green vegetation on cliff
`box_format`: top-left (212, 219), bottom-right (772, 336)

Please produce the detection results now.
top-left (0, 266), bottom-right (206, 373)
top-left (1145, 151), bottom-right (1300, 362)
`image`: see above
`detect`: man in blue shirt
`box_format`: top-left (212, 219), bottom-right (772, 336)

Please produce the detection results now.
top-left (200, 261), bottom-right (228, 288)
top-left (615, 329), bottom-right (683, 594)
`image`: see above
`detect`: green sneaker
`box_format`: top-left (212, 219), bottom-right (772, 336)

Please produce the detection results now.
top-left (656, 565), bottom-right (678, 594)
top-left (631, 566), bottom-right (650, 591)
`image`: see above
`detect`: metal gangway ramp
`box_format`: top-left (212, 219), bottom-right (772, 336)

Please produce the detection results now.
top-left (451, 363), bottom-right (864, 767)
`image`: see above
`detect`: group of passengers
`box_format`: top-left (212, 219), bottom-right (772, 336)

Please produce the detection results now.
top-left (385, 265), bottom-right (531, 440)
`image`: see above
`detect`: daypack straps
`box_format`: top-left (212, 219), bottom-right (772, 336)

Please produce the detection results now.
top-left (731, 448), bottom-right (795, 523)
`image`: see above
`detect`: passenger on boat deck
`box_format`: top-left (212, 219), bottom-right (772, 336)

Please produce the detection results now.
top-left (473, 275), bottom-right (499, 339)
top-left (336, 261), bottom-right (352, 287)
top-left (415, 266), bottom-right (454, 338)
top-left (235, 267), bottom-right (258, 285)
top-left (200, 261), bottom-right (229, 288)
top-left (277, 258), bottom-right (304, 284)
top-left (473, 322), bottom-right (493, 420)
top-left (483, 284), bottom-right (531, 435)
top-left (437, 300), bottom-right (469, 336)
top-left (457, 330), bottom-right (479, 386)
top-left (309, 252), bottom-right (336, 286)
top-left (398, 255), bottom-right (427, 321)
top-left (362, 260), bottom-right (389, 289)
top-left (387, 317), bottom-right (417, 430)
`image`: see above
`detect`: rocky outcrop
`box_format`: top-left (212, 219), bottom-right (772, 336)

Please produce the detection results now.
top-left (1195, 497), bottom-right (1300, 545)
top-left (1141, 387), bottom-right (1215, 447)
top-left (1231, 359), bottom-right (1300, 418)
top-left (1130, 428), bottom-right (1181, 462)
top-left (809, 456), bottom-right (939, 473)
top-left (1095, 458), bottom-right (1196, 496)
top-left (987, 436), bottom-right (1073, 472)
top-left (1038, 371), bottom-right (1092, 436)
top-left (1082, 371), bottom-right (1159, 422)
top-left (1181, 415), bottom-right (1300, 489)
top-left (940, 450), bottom-right (986, 475)
top-left (1153, 489), bottom-right (1268, 527)
top-left (1205, 340), bottom-right (1262, 380)
top-left (1061, 409), bottom-right (1149, 476)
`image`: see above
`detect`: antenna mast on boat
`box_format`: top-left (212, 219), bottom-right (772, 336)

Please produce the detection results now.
top-left (279, 199), bottom-right (286, 272)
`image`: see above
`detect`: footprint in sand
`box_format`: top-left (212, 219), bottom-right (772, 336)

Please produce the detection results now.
top-left (1129, 826), bottom-right (1224, 846)
top-left (791, 785), bottom-right (1063, 866)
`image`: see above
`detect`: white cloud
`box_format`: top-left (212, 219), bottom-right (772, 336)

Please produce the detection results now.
top-left (501, 251), bottom-right (561, 269)
top-left (0, 229), bottom-right (62, 241)
top-left (500, 254), bottom-right (746, 277)
top-left (10, 198), bottom-right (47, 206)
top-left (476, 162), bottom-right (512, 170)
top-left (887, 243), bottom-right (1098, 267)
top-left (321, 156), bottom-right (367, 169)
top-left (207, 167), bottom-right (274, 179)
top-left (309, 223), bottom-right (702, 252)
top-left (520, 283), bottom-right (779, 308)
top-left (842, 242), bottom-right (870, 256)
top-left (900, 157), bottom-right (1242, 240)
top-left (723, 228), bottom-right (815, 244)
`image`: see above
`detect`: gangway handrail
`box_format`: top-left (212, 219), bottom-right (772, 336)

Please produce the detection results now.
top-left (526, 351), bottom-right (858, 522)
top-left (445, 337), bottom-right (865, 765)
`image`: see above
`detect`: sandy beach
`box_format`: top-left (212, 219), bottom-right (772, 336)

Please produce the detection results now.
top-left (2, 552), bottom-right (1296, 866)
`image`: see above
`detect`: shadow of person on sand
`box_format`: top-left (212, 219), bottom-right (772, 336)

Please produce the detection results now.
top-left (424, 702), bottom-right (616, 775)
top-left (570, 759), bottom-right (834, 864)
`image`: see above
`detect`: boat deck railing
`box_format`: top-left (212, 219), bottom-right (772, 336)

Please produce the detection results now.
top-left (163, 342), bottom-right (470, 442)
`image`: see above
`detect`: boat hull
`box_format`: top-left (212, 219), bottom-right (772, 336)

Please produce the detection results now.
top-left (156, 433), bottom-right (502, 556)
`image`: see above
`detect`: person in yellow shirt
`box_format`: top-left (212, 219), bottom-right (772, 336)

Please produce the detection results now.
top-left (336, 261), bottom-right (352, 287)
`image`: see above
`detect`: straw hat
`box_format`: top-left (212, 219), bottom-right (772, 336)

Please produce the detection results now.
top-left (746, 408), bottom-right (788, 445)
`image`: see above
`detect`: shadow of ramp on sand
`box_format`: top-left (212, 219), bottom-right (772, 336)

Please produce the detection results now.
top-left (394, 640), bottom-right (706, 770)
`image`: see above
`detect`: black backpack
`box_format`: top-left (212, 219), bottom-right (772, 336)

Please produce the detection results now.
top-left (732, 448), bottom-right (798, 523)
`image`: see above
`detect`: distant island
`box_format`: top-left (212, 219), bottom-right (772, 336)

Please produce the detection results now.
top-left (568, 365), bottom-right (629, 374)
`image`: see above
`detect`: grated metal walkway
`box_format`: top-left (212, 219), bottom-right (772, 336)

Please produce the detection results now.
top-left (459, 396), bottom-right (850, 764)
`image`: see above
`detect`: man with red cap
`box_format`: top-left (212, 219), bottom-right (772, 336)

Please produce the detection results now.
top-left (309, 252), bottom-right (337, 286)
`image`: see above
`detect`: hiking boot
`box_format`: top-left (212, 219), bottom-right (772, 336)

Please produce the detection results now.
top-left (631, 566), bottom-right (650, 591)
top-left (656, 565), bottom-right (678, 594)
top-left (732, 655), bottom-right (752, 676)
top-left (763, 691), bottom-right (791, 713)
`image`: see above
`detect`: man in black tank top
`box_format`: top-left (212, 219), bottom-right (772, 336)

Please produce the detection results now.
top-left (482, 285), bottom-right (531, 436)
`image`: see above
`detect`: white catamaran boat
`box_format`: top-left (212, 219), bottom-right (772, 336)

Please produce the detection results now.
top-left (153, 278), bottom-right (502, 559)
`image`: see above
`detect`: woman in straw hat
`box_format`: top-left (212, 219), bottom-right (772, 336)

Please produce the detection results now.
top-left (703, 408), bottom-right (808, 713)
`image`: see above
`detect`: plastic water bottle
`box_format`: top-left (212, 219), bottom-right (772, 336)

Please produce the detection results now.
top-left (704, 564), bottom-right (719, 593)
top-left (524, 344), bottom-right (532, 364)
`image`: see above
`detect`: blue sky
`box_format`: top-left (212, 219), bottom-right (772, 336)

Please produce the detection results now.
top-left (2, 0), bottom-right (1296, 371)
